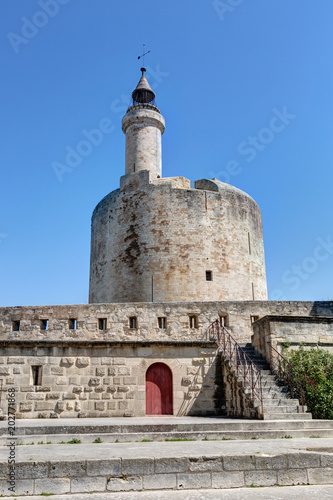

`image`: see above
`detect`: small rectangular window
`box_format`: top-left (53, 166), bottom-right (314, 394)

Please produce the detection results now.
top-left (31, 366), bottom-right (42, 386)
top-left (129, 316), bottom-right (137, 329)
top-left (69, 318), bottom-right (77, 330)
top-left (41, 319), bottom-right (49, 331)
top-left (219, 315), bottom-right (228, 327)
top-left (189, 315), bottom-right (198, 328)
top-left (98, 318), bottom-right (107, 331)
top-left (158, 317), bottom-right (167, 329)
top-left (206, 270), bottom-right (212, 281)
top-left (251, 315), bottom-right (259, 324)
top-left (12, 320), bottom-right (20, 332)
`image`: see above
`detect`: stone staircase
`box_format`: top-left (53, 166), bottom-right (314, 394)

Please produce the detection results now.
top-left (239, 343), bottom-right (311, 420)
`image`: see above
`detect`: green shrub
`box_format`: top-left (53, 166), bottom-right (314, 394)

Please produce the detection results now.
top-left (284, 348), bottom-right (333, 419)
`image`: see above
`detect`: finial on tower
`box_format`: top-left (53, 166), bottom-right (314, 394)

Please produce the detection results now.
top-left (138, 43), bottom-right (151, 72)
top-left (132, 45), bottom-right (155, 105)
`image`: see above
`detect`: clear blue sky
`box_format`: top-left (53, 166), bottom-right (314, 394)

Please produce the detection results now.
top-left (1, 0), bottom-right (332, 306)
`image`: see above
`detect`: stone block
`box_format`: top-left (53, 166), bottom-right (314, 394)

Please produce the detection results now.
top-left (56, 378), bottom-right (67, 385)
top-left (36, 386), bottom-right (51, 392)
top-left (177, 472), bottom-right (211, 489)
top-left (256, 454), bottom-right (288, 470)
top-left (49, 461), bottom-right (86, 478)
top-left (223, 455), bottom-right (256, 471)
top-left (155, 458), bottom-right (188, 474)
top-left (103, 377), bottom-right (111, 384)
top-left (46, 393), bottom-right (60, 400)
top-left (76, 357), bottom-right (90, 367)
top-left (35, 478), bottom-right (70, 495)
top-left (19, 402), bottom-right (33, 412)
top-left (118, 366), bottom-right (131, 375)
top-left (95, 387), bottom-right (105, 393)
top-left (26, 393), bottom-right (45, 400)
top-left (244, 470), bottom-right (277, 486)
top-left (101, 357), bottom-right (113, 365)
top-left (87, 459), bottom-right (121, 477)
top-left (51, 367), bottom-right (64, 375)
top-left (7, 357), bottom-right (25, 364)
top-left (63, 393), bottom-right (76, 400)
top-left (321, 454), bottom-right (333, 467)
top-left (122, 458), bottom-right (154, 476)
top-left (16, 462), bottom-right (48, 479)
top-left (72, 386), bottom-right (83, 393)
top-left (6, 377), bottom-right (14, 384)
top-left (288, 452), bottom-right (320, 469)
top-left (212, 471), bottom-right (245, 488)
top-left (108, 367), bottom-right (117, 376)
top-left (307, 468), bottom-right (333, 484)
top-left (13, 367), bottom-right (21, 374)
top-left (89, 378), bottom-right (101, 386)
top-left (107, 386), bottom-right (117, 393)
top-left (61, 357), bottom-right (74, 366)
top-left (277, 468), bottom-right (308, 485)
top-left (89, 393), bottom-right (101, 400)
top-left (113, 376), bottom-right (122, 384)
top-left (84, 387), bottom-right (93, 392)
top-left (34, 402), bottom-right (54, 411)
top-left (69, 376), bottom-right (78, 385)
top-left (0, 367), bottom-right (9, 375)
top-left (113, 358), bottom-right (126, 365)
top-left (95, 402), bottom-right (106, 411)
top-left (0, 479), bottom-right (34, 496)
top-left (56, 402), bottom-right (65, 411)
top-left (107, 476), bottom-right (142, 492)
top-left (181, 377), bottom-right (192, 386)
top-left (126, 392), bottom-right (135, 399)
top-left (143, 473), bottom-right (177, 490)
top-left (96, 367), bottom-right (106, 376)
top-left (123, 377), bottom-right (137, 385)
top-left (118, 401), bottom-right (129, 410)
top-left (118, 386), bottom-right (130, 393)
top-left (102, 393), bottom-right (111, 399)
top-left (113, 393), bottom-right (124, 399)
top-left (20, 386), bottom-right (35, 392)
top-left (108, 402), bottom-right (116, 410)
top-left (188, 457), bottom-right (222, 472)
top-left (71, 477), bottom-right (106, 493)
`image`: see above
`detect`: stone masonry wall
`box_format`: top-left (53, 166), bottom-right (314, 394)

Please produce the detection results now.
top-left (1, 301), bottom-right (333, 344)
top-left (0, 344), bottom-right (217, 419)
top-left (89, 172), bottom-right (267, 303)
top-left (252, 315), bottom-right (333, 364)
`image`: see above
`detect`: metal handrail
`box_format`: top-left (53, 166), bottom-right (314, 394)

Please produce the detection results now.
top-left (208, 320), bottom-right (263, 414)
top-left (268, 343), bottom-right (305, 412)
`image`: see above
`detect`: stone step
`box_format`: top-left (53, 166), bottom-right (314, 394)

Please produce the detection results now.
top-left (0, 437), bottom-right (332, 496)
top-left (262, 412), bottom-right (313, 420)
top-left (1, 416), bottom-right (330, 444)
top-left (1, 426), bottom-right (333, 445)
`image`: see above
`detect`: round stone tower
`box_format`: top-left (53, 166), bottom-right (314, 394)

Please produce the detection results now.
top-left (89, 69), bottom-right (268, 304)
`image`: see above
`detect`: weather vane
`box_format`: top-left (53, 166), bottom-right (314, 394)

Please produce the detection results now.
top-left (138, 44), bottom-right (150, 68)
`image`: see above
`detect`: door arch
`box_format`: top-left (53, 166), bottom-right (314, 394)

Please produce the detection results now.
top-left (146, 362), bottom-right (173, 415)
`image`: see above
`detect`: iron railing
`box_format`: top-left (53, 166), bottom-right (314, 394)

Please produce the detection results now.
top-left (268, 343), bottom-right (305, 412)
top-left (208, 320), bottom-right (263, 414)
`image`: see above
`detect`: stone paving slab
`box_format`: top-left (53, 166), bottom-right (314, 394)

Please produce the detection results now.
top-left (1, 485), bottom-right (333, 500)
top-left (1, 437), bottom-right (333, 461)
top-left (1, 417), bottom-right (333, 437)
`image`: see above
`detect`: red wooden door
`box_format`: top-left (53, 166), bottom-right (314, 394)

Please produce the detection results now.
top-left (146, 363), bottom-right (173, 415)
